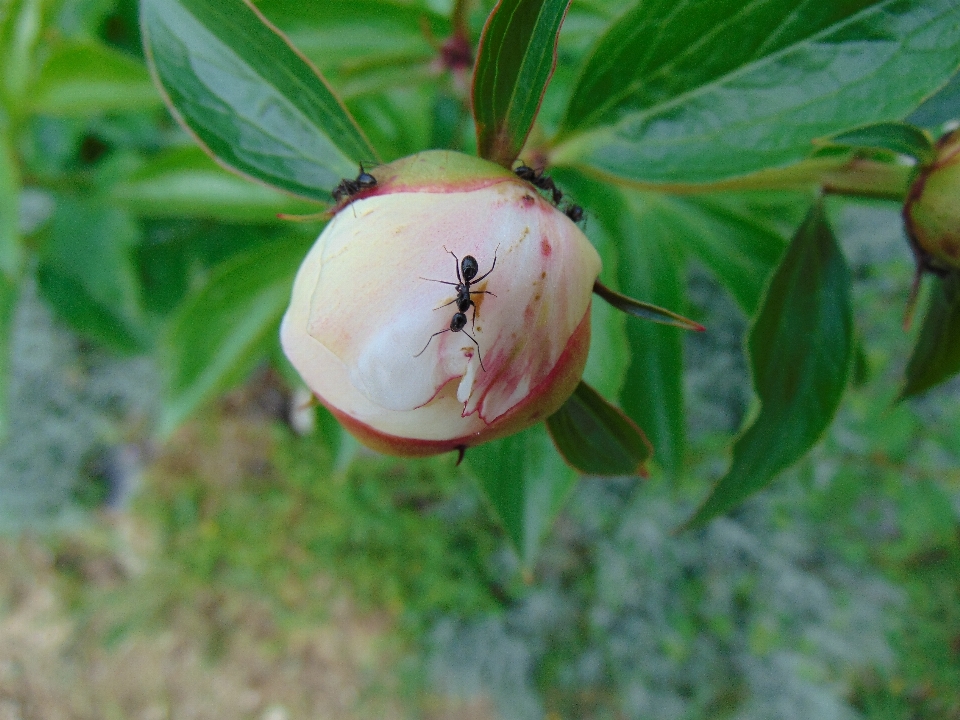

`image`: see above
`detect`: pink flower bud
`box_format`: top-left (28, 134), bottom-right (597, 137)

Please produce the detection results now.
top-left (905, 128), bottom-right (960, 271)
top-left (280, 151), bottom-right (601, 456)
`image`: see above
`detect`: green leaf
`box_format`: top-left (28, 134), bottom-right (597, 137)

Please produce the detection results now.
top-left (160, 234), bottom-right (311, 436)
top-left (547, 167), bottom-right (630, 398)
top-left (685, 199), bottom-right (854, 528)
top-left (909, 68), bottom-right (960, 128)
top-left (593, 280), bottom-right (703, 331)
top-left (660, 192), bottom-right (809, 314)
top-left (140, 0), bottom-right (376, 202)
top-left (0, 128), bottom-right (22, 277)
top-left (818, 122), bottom-right (935, 164)
top-left (473, 0), bottom-right (570, 165)
top-left (108, 146), bottom-right (322, 221)
top-left (347, 87), bottom-right (434, 162)
top-left (30, 40), bottom-right (160, 116)
top-left (465, 423), bottom-right (578, 568)
top-left (0, 274), bottom-right (16, 437)
top-left (900, 273), bottom-right (960, 399)
top-left (553, 0), bottom-right (960, 184)
top-left (1, 0), bottom-right (44, 106)
top-left (616, 193), bottom-right (688, 476)
top-left (255, 0), bottom-right (447, 74)
top-left (546, 168), bottom-right (688, 475)
top-left (37, 200), bottom-right (147, 352)
top-left (546, 381), bottom-right (651, 475)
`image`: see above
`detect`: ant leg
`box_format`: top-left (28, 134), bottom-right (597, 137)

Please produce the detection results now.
top-left (446, 248), bottom-right (463, 284)
top-left (420, 277), bottom-right (459, 286)
top-left (469, 301), bottom-right (477, 328)
top-left (414, 329), bottom-right (449, 358)
top-left (473, 245), bottom-right (500, 283)
top-left (460, 329), bottom-right (485, 371)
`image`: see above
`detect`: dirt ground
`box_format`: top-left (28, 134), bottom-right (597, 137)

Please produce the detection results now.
top-left (0, 379), bottom-right (495, 720)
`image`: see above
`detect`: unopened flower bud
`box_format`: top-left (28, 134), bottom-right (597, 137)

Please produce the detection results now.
top-left (905, 128), bottom-right (960, 272)
top-left (280, 151), bottom-right (601, 456)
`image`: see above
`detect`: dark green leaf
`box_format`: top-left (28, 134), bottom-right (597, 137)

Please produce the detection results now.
top-left (546, 169), bottom-right (629, 397)
top-left (465, 423), bottom-right (578, 567)
top-left (593, 280), bottom-right (703, 331)
top-left (685, 200), bottom-right (854, 528)
top-left (108, 146), bottom-right (321, 221)
top-left (30, 40), bottom-right (160, 116)
top-left (818, 122), bottom-right (935, 164)
top-left (140, 0), bottom-right (376, 202)
top-left (37, 200), bottom-right (146, 352)
top-left (616, 193), bottom-right (688, 476)
top-left (553, 0), bottom-right (960, 183)
top-left (473, 0), bottom-right (570, 165)
top-left (909, 69), bottom-right (960, 128)
top-left (546, 381), bottom-right (651, 475)
top-left (900, 273), bottom-right (960, 399)
top-left (546, 169), bottom-right (688, 475)
top-left (659, 192), bottom-right (809, 314)
top-left (160, 234), bottom-right (311, 436)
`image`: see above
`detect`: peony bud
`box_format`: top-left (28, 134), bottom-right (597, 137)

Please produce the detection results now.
top-left (280, 151), bottom-right (601, 456)
top-left (905, 128), bottom-right (960, 272)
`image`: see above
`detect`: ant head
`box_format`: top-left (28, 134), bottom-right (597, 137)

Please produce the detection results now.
top-left (450, 312), bottom-right (467, 331)
top-left (356, 163), bottom-right (377, 189)
top-left (461, 255), bottom-right (479, 282)
top-left (514, 163), bottom-right (536, 180)
top-left (565, 204), bottom-right (584, 223)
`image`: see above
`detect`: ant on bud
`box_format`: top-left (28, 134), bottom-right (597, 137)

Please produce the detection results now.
top-left (332, 163), bottom-right (378, 204)
top-left (514, 163), bottom-right (563, 205)
top-left (415, 247), bottom-right (498, 371)
top-left (563, 204), bottom-right (584, 224)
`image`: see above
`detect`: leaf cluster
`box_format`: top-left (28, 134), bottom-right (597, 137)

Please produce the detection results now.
top-left (2, 0), bottom-right (960, 566)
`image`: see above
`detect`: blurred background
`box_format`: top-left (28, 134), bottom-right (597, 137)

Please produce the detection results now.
top-left (1, 0), bottom-right (960, 718)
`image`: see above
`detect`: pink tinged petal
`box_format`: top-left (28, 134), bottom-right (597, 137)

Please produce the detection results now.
top-left (280, 150), bottom-right (601, 450)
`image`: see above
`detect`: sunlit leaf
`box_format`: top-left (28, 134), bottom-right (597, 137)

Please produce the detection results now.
top-left (1, 0), bottom-right (44, 103)
top-left (685, 199), bottom-right (853, 528)
top-left (546, 381), bottom-right (651, 475)
top-left (473, 0), bottom-right (570, 165)
top-left (141, 0), bottom-right (376, 202)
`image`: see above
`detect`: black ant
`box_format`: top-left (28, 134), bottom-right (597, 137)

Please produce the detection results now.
top-left (563, 203), bottom-right (584, 223)
top-left (332, 163), bottom-right (377, 203)
top-left (415, 247), bottom-right (498, 370)
top-left (514, 163), bottom-right (563, 205)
